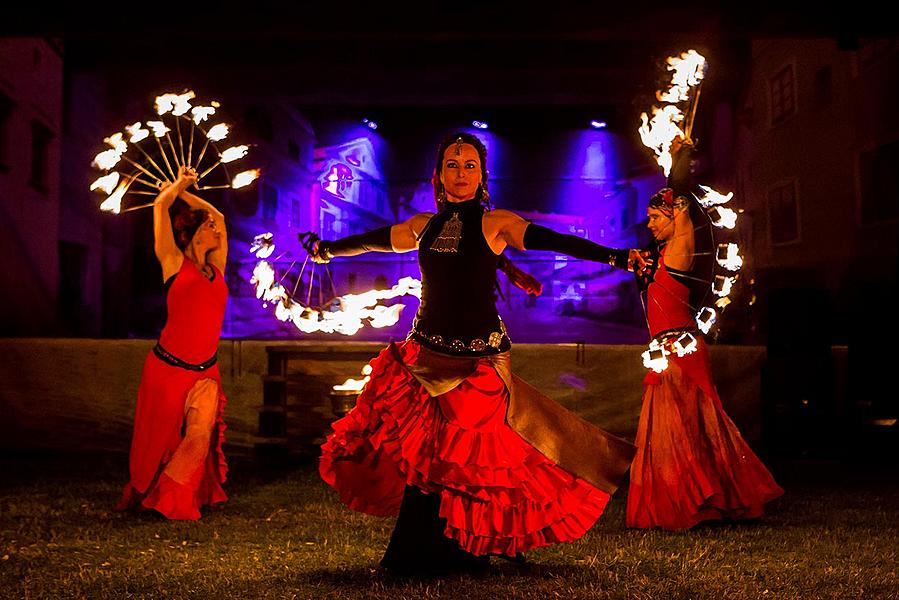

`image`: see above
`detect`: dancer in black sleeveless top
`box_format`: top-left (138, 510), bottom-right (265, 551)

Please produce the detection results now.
top-left (313, 133), bottom-right (646, 576)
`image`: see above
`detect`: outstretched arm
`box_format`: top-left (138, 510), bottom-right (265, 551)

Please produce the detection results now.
top-left (307, 213), bottom-right (434, 263)
top-left (488, 209), bottom-right (649, 272)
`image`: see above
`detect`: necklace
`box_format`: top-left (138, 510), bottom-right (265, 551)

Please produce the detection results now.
top-left (430, 212), bottom-right (463, 253)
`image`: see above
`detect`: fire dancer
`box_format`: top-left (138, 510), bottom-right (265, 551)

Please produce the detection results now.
top-left (116, 166), bottom-right (229, 520)
top-left (626, 139), bottom-right (783, 530)
top-left (312, 133), bottom-right (645, 575)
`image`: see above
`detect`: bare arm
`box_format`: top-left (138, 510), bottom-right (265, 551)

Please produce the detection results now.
top-left (390, 213), bottom-right (435, 252)
top-left (487, 209), bottom-right (529, 253)
top-left (663, 207), bottom-right (694, 271)
top-left (179, 188), bottom-right (228, 273)
top-left (308, 213), bottom-right (434, 263)
top-left (154, 171), bottom-right (196, 282)
top-left (662, 137), bottom-right (695, 271)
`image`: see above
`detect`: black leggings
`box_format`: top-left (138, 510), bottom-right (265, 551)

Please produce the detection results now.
top-left (380, 485), bottom-right (490, 576)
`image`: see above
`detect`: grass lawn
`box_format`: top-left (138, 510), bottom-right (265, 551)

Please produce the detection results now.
top-left (1, 454), bottom-right (897, 599)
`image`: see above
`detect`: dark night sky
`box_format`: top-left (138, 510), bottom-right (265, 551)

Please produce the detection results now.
top-left (5, 2), bottom-right (894, 115)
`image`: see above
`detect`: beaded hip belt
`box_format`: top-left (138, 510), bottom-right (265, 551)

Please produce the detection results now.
top-left (153, 342), bottom-right (218, 371)
top-left (408, 318), bottom-right (509, 355)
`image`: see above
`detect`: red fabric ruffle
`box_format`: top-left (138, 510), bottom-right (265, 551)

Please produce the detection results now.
top-left (320, 340), bottom-right (610, 557)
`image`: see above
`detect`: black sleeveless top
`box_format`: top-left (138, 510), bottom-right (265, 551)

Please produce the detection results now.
top-left (410, 199), bottom-right (511, 356)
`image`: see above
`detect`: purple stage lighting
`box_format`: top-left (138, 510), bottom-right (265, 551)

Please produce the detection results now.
top-left (590, 120), bottom-right (607, 129)
top-left (472, 120), bottom-right (489, 130)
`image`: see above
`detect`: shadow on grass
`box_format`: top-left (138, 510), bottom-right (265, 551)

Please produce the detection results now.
top-left (304, 561), bottom-right (591, 586)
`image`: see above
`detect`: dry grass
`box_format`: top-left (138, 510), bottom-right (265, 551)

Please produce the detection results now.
top-left (1, 454), bottom-right (898, 599)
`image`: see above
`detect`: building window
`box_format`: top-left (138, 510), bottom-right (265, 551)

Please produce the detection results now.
top-left (291, 197), bottom-right (301, 228)
top-left (859, 140), bottom-right (899, 225)
top-left (30, 119), bottom-right (54, 194)
top-left (0, 92), bottom-right (13, 171)
top-left (769, 64), bottom-right (796, 126)
top-left (321, 209), bottom-right (336, 237)
top-left (234, 186), bottom-right (259, 217)
top-left (768, 181), bottom-right (800, 245)
top-left (813, 66), bottom-right (832, 109)
top-left (262, 183), bottom-right (278, 222)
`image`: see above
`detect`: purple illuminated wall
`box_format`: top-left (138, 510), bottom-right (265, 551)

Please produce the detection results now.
top-left (229, 116), bottom-right (663, 344)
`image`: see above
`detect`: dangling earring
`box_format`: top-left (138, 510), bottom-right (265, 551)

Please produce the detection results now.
top-left (436, 184), bottom-right (447, 210)
top-left (479, 182), bottom-right (490, 209)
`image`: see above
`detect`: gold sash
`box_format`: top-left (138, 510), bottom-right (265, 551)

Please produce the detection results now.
top-left (391, 343), bottom-right (636, 494)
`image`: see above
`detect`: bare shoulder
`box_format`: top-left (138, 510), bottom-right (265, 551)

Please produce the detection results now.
top-left (160, 254), bottom-right (184, 283)
top-left (391, 212), bottom-right (436, 252)
top-left (407, 212), bottom-right (435, 235)
top-left (484, 208), bottom-right (529, 231)
top-left (486, 208), bottom-right (518, 219)
top-left (484, 208), bottom-right (525, 225)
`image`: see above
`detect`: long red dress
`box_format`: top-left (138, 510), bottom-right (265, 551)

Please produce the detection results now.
top-left (116, 258), bottom-right (229, 520)
top-left (626, 249), bottom-right (783, 529)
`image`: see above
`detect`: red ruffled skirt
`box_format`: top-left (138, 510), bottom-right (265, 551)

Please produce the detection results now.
top-left (319, 340), bottom-right (610, 557)
top-left (116, 353), bottom-right (228, 520)
top-left (626, 364), bottom-right (783, 530)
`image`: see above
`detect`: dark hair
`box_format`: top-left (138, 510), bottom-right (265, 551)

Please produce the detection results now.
top-left (648, 187), bottom-right (675, 215)
top-left (170, 204), bottom-right (210, 252)
top-left (432, 132), bottom-right (490, 211)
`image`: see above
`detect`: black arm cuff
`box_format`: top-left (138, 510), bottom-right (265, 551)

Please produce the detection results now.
top-left (667, 146), bottom-right (693, 200)
top-left (321, 226), bottom-right (394, 257)
top-left (523, 224), bottom-right (629, 270)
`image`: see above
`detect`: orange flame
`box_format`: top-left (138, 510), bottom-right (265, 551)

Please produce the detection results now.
top-left (104, 132), bottom-right (127, 155)
top-left (125, 122), bottom-right (150, 143)
top-left (155, 91), bottom-right (195, 116)
top-left (641, 338), bottom-right (669, 373)
top-left (220, 145), bottom-right (249, 163)
top-left (146, 121), bottom-right (170, 138)
top-left (90, 172), bottom-right (120, 194)
top-left (232, 169), bottom-right (260, 189)
top-left (206, 123), bottom-right (229, 141)
top-left (658, 50), bottom-right (707, 103)
top-left (695, 184), bottom-right (734, 207)
top-left (638, 105), bottom-right (684, 176)
top-left (191, 106), bottom-right (216, 125)
top-left (716, 243), bottom-right (743, 271)
top-left (92, 148), bottom-right (122, 171)
top-left (332, 364), bottom-right (374, 392)
top-left (98, 174), bottom-right (135, 214)
top-left (695, 307), bottom-right (717, 334)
